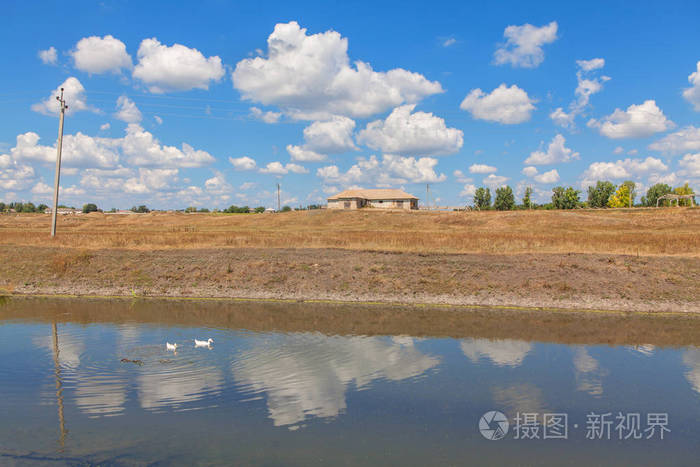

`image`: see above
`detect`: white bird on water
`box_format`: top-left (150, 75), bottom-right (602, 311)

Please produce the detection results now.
top-left (194, 338), bottom-right (213, 348)
top-left (166, 342), bottom-right (178, 351)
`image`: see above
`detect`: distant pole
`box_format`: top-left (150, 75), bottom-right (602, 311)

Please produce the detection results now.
top-left (50, 88), bottom-right (67, 237)
top-left (426, 184), bottom-right (430, 210)
top-left (277, 183), bottom-right (281, 212)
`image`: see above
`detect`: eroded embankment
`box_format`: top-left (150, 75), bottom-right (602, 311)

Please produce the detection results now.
top-left (1, 247), bottom-right (698, 313)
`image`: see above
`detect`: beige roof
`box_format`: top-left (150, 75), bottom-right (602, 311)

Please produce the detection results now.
top-left (328, 188), bottom-right (418, 200)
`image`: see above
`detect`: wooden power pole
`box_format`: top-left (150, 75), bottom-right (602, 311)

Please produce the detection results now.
top-left (277, 183), bottom-right (281, 212)
top-left (50, 88), bottom-right (67, 237)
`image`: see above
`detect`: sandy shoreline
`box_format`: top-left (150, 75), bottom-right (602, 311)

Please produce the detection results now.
top-left (2, 246), bottom-right (698, 313)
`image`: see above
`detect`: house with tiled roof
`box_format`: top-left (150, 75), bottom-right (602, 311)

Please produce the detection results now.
top-left (327, 189), bottom-right (418, 210)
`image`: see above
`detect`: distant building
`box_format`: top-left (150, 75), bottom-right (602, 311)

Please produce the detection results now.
top-left (327, 189), bottom-right (419, 210)
top-left (104, 210), bottom-right (137, 215)
top-left (45, 208), bottom-right (80, 215)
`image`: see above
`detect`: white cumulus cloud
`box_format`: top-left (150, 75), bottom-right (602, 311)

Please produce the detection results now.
top-left (525, 134), bottom-right (580, 165)
top-left (31, 181), bottom-right (53, 195)
top-left (580, 157), bottom-right (669, 186)
top-left (317, 154), bottom-right (445, 186)
top-left (534, 169), bottom-right (560, 184)
top-left (588, 100), bottom-right (674, 139)
top-left (522, 166), bottom-right (538, 177)
top-left (250, 107), bottom-right (282, 124)
top-left (460, 184), bottom-right (477, 197)
top-left (259, 161), bottom-right (308, 175)
top-left (114, 96), bottom-right (142, 123)
top-left (38, 46), bottom-right (57, 65)
top-left (70, 35), bottom-right (132, 74)
top-left (357, 104), bottom-right (463, 155)
top-left (133, 38), bottom-right (225, 93)
top-left (122, 124), bottom-right (215, 167)
top-left (302, 116), bottom-right (357, 154)
top-left (285, 145), bottom-right (325, 162)
top-left (683, 61), bottom-right (700, 111)
top-left (493, 21), bottom-right (558, 68)
top-left (649, 126), bottom-right (700, 154)
top-left (679, 153), bottom-right (700, 177)
top-left (469, 164), bottom-right (497, 174)
top-left (576, 58), bottom-right (605, 72)
top-left (229, 156), bottom-right (257, 171)
top-left (31, 77), bottom-right (92, 115)
top-left (483, 174), bottom-right (509, 189)
top-left (5, 131), bottom-right (119, 168)
top-left (232, 21), bottom-right (443, 120)
top-left (460, 84), bottom-right (536, 124)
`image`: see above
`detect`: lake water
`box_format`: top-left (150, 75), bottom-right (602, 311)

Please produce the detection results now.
top-left (1, 297), bottom-right (699, 466)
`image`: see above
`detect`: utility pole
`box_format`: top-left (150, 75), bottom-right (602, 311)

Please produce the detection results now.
top-left (51, 88), bottom-right (67, 237)
top-left (277, 183), bottom-right (281, 212)
top-left (426, 184), bottom-right (430, 210)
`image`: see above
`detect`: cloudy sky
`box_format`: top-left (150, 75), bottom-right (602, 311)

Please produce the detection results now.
top-left (2, 0), bottom-right (699, 209)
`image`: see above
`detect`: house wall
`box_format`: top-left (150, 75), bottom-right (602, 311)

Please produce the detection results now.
top-left (366, 199), bottom-right (417, 210)
top-left (328, 199), bottom-right (363, 209)
top-left (328, 198), bottom-right (418, 210)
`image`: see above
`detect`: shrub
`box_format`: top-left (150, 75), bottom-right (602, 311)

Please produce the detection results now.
top-left (641, 183), bottom-right (672, 207)
top-left (552, 186), bottom-right (581, 209)
top-left (131, 205), bottom-right (150, 213)
top-left (587, 181), bottom-right (615, 208)
top-left (82, 203), bottom-right (99, 213)
top-left (281, 205), bottom-right (292, 212)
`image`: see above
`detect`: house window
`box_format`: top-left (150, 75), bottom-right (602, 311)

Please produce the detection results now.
top-left (344, 201), bottom-right (351, 209)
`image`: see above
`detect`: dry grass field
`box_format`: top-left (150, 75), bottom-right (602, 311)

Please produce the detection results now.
top-left (1, 207), bottom-right (699, 256)
top-left (1, 208), bottom-right (698, 312)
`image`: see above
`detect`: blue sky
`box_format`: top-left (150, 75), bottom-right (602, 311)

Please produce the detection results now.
top-left (2, 0), bottom-right (699, 209)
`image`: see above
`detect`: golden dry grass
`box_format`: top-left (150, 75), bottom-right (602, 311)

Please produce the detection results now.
top-left (1, 207), bottom-right (699, 256)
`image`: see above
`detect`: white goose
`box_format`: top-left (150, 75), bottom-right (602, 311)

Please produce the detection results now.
top-left (194, 338), bottom-right (213, 348)
top-left (166, 342), bottom-right (178, 351)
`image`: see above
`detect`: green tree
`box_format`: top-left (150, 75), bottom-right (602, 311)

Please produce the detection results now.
top-left (587, 181), bottom-right (615, 208)
top-left (522, 186), bottom-right (533, 209)
top-left (674, 183), bottom-right (696, 207)
top-left (0, 202), bottom-right (5, 212)
top-left (608, 184), bottom-right (631, 208)
top-left (641, 183), bottom-right (672, 207)
top-left (131, 205), bottom-right (150, 213)
top-left (82, 203), bottom-right (99, 213)
top-left (494, 185), bottom-right (515, 211)
top-left (37, 204), bottom-right (48, 212)
top-left (281, 205), bottom-right (292, 212)
top-left (473, 187), bottom-right (491, 209)
top-left (254, 206), bottom-right (266, 213)
top-left (552, 186), bottom-right (581, 209)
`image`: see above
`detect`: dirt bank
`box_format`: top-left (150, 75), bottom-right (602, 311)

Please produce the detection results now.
top-left (2, 247), bottom-right (698, 312)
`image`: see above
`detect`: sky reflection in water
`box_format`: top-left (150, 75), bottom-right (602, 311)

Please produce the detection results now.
top-left (0, 299), bottom-right (699, 465)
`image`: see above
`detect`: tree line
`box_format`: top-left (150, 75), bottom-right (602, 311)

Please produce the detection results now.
top-left (472, 182), bottom-right (696, 210)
